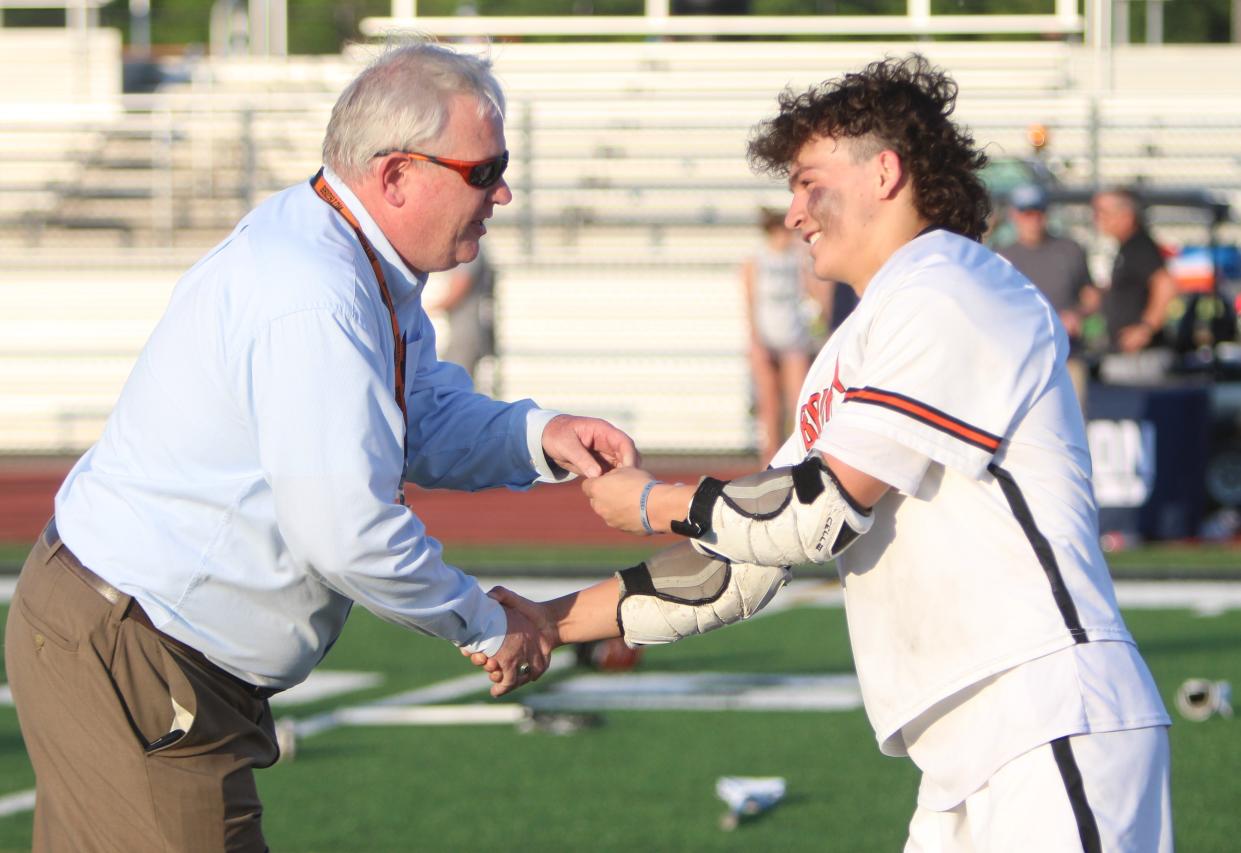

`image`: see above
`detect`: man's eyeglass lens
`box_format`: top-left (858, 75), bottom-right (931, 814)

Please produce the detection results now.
top-left (376, 150), bottom-right (509, 189)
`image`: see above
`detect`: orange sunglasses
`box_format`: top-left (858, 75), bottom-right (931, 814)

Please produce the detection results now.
top-left (376, 149), bottom-right (509, 189)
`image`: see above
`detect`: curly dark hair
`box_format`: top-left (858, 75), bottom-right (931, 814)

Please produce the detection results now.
top-left (747, 54), bottom-right (991, 241)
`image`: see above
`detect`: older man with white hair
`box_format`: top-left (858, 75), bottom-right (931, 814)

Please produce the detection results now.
top-left (5, 43), bottom-right (636, 852)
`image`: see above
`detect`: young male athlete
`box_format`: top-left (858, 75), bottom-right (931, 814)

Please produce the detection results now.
top-left (479, 56), bottom-right (1173, 851)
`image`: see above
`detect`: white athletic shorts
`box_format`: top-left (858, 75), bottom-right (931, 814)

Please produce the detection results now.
top-left (904, 726), bottom-right (1172, 853)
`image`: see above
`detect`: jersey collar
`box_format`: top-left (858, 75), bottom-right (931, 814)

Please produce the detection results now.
top-left (861, 227), bottom-right (952, 303)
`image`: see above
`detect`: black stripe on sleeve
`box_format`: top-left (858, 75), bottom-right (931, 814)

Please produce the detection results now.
top-left (1050, 736), bottom-right (1103, 853)
top-left (988, 463), bottom-right (1088, 643)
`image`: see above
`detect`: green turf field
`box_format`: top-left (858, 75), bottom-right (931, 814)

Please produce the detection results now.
top-left (3, 539), bottom-right (1239, 578)
top-left (2, 593), bottom-right (1239, 852)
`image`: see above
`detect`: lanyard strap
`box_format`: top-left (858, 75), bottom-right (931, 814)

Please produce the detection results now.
top-left (310, 169), bottom-right (408, 503)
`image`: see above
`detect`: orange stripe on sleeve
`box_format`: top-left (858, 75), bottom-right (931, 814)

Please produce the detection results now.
top-left (842, 387), bottom-right (1002, 453)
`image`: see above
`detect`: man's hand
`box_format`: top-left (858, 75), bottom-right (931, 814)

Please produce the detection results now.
top-left (542, 415), bottom-right (639, 478)
top-left (1118, 322), bottom-right (1154, 353)
top-left (581, 467), bottom-right (659, 534)
top-left (467, 587), bottom-right (559, 697)
top-left (464, 581), bottom-right (623, 676)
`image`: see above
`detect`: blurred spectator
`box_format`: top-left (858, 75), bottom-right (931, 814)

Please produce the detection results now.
top-left (999, 183), bottom-right (1096, 404)
top-left (426, 247), bottom-right (496, 382)
top-left (741, 207), bottom-right (815, 462)
top-left (808, 278), bottom-right (859, 344)
top-left (1092, 187), bottom-right (1179, 354)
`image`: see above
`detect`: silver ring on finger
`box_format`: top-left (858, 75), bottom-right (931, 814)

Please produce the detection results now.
top-left (517, 662), bottom-right (532, 678)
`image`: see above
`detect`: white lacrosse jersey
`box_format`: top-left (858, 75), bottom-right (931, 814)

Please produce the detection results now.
top-left (771, 229), bottom-right (1167, 808)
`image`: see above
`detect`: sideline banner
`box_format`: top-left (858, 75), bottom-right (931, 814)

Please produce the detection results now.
top-left (1086, 383), bottom-right (1211, 540)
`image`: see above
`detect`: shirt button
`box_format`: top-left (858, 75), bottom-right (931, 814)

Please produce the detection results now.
top-left (33, 633), bottom-right (45, 651)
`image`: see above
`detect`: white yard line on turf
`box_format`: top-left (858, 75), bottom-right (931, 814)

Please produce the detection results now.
top-left (269, 671), bottom-right (382, 707)
top-left (1114, 581), bottom-right (1241, 615)
top-left (525, 671), bottom-right (863, 713)
top-left (290, 651), bottom-right (576, 739)
top-left (786, 578), bottom-right (1241, 614)
top-left (0, 578), bottom-right (15, 604)
top-left (333, 704), bottom-right (528, 727)
top-left (0, 789), bottom-right (36, 820)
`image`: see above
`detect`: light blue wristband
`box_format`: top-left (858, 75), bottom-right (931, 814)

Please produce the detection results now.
top-left (639, 479), bottom-right (661, 535)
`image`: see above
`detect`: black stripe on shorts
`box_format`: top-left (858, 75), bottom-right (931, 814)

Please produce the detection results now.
top-left (1050, 736), bottom-right (1103, 853)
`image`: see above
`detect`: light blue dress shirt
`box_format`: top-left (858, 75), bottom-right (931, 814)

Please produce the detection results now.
top-left (55, 167), bottom-right (564, 689)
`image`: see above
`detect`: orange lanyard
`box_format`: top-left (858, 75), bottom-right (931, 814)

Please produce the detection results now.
top-left (311, 169), bottom-right (408, 504)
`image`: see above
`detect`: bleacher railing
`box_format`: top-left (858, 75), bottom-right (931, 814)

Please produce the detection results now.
top-left (361, 12), bottom-right (1084, 40)
top-left (3, 85), bottom-right (1240, 258)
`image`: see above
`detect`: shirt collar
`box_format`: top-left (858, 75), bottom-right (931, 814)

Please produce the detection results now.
top-left (320, 165), bottom-right (427, 302)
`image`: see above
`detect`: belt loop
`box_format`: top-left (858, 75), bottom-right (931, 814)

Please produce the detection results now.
top-left (40, 518), bottom-right (63, 565)
top-left (111, 589), bottom-right (137, 625)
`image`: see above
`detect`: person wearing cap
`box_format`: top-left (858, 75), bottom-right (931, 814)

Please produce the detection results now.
top-left (999, 183), bottom-right (1097, 404)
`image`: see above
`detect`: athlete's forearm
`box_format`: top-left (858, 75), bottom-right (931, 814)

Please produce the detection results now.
top-left (645, 456), bottom-right (886, 534)
top-left (821, 456), bottom-right (889, 508)
top-left (542, 576), bottom-right (623, 645)
top-left (646, 483), bottom-right (697, 533)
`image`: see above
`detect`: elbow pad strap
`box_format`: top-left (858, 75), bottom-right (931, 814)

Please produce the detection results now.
top-left (670, 477), bottom-right (726, 538)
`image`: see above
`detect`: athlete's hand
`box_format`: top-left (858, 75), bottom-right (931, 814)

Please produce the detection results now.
top-left (542, 415), bottom-right (640, 478)
top-left (582, 467), bottom-right (658, 534)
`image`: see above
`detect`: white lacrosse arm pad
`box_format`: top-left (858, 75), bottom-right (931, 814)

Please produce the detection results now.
top-left (670, 454), bottom-right (874, 566)
top-left (615, 541), bottom-right (791, 646)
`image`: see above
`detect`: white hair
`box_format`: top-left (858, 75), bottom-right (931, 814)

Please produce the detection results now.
top-left (322, 41), bottom-right (506, 183)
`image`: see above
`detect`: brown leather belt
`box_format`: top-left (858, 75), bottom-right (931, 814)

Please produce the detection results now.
top-left (43, 519), bottom-right (280, 701)
top-left (44, 520), bottom-right (123, 606)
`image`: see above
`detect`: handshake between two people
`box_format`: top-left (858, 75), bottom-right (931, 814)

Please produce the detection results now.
top-left (463, 456), bottom-right (870, 696)
top-left (471, 420), bottom-right (877, 696)
top-left (464, 419), bottom-right (684, 698)
top-left (464, 461), bottom-right (686, 697)
top-left (462, 579), bottom-right (621, 697)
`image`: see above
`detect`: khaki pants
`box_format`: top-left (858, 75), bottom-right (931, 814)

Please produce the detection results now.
top-left (4, 522), bottom-right (279, 852)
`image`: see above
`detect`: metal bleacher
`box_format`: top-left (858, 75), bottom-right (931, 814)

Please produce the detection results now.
top-left (0, 38), bottom-right (1092, 257)
top-left (3, 29), bottom-right (1241, 454)
top-left (0, 266), bottom-right (178, 451)
top-left (5, 39), bottom-right (1239, 258)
